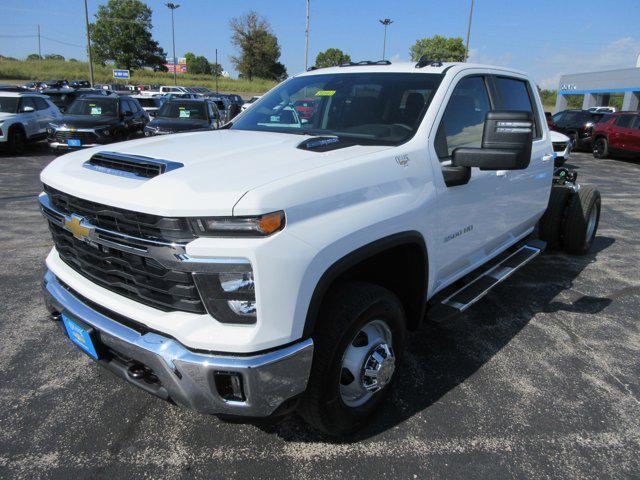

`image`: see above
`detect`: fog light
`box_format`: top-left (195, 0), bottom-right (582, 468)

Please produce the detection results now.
top-left (214, 372), bottom-right (245, 402)
top-left (227, 299), bottom-right (256, 316)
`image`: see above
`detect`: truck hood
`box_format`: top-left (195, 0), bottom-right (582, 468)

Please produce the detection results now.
top-left (40, 129), bottom-right (389, 217)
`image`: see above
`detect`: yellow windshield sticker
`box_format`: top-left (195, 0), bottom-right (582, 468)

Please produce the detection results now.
top-left (315, 90), bottom-right (336, 96)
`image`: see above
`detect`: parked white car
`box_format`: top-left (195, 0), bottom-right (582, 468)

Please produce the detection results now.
top-left (549, 130), bottom-right (572, 166)
top-left (0, 92), bottom-right (61, 153)
top-left (39, 60), bottom-right (600, 435)
top-left (241, 95), bottom-right (261, 111)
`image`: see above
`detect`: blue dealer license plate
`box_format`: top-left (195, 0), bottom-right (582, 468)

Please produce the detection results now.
top-left (67, 139), bottom-right (81, 147)
top-left (62, 314), bottom-right (99, 360)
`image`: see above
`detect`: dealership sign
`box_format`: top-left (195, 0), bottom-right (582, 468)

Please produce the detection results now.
top-left (560, 83), bottom-right (577, 91)
top-left (165, 57), bottom-right (187, 73)
top-left (113, 69), bottom-right (130, 79)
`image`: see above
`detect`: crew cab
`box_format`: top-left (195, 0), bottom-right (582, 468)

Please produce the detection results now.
top-left (592, 111), bottom-right (640, 159)
top-left (0, 92), bottom-right (61, 153)
top-left (39, 61), bottom-right (600, 435)
top-left (47, 95), bottom-right (148, 150)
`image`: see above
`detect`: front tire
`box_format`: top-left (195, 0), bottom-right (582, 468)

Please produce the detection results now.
top-left (593, 137), bottom-right (608, 159)
top-left (298, 282), bottom-right (406, 436)
top-left (563, 185), bottom-right (601, 255)
top-left (8, 127), bottom-right (26, 154)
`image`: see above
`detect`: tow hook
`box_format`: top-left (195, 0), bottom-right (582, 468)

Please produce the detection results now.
top-left (127, 363), bottom-right (159, 384)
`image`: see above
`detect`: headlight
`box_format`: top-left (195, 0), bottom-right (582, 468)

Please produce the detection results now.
top-left (193, 267), bottom-right (257, 324)
top-left (191, 211), bottom-right (285, 237)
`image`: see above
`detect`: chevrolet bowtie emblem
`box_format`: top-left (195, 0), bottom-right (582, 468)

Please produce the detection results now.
top-left (63, 214), bottom-right (93, 241)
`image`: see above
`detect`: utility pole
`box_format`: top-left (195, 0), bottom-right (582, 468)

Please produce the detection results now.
top-left (166, 3), bottom-right (180, 86)
top-left (83, 0), bottom-right (94, 86)
top-left (215, 48), bottom-right (219, 93)
top-left (304, 0), bottom-right (310, 70)
top-left (37, 24), bottom-right (41, 59)
top-left (464, 0), bottom-right (474, 62)
top-left (379, 19), bottom-right (393, 61)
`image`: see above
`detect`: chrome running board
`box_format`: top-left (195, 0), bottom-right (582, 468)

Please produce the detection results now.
top-left (428, 239), bottom-right (545, 322)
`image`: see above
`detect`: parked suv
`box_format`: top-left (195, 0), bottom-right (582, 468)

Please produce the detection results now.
top-left (39, 61), bottom-right (600, 435)
top-left (143, 99), bottom-right (221, 136)
top-left (592, 111), bottom-right (640, 159)
top-left (551, 109), bottom-right (604, 150)
top-left (0, 92), bottom-right (61, 153)
top-left (47, 95), bottom-right (148, 150)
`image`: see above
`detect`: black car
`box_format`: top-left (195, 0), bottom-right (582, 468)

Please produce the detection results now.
top-left (47, 95), bottom-right (148, 150)
top-left (44, 80), bottom-right (69, 89)
top-left (551, 109), bottom-right (605, 150)
top-left (70, 80), bottom-right (92, 89)
top-left (144, 99), bottom-right (221, 136)
top-left (42, 88), bottom-right (110, 113)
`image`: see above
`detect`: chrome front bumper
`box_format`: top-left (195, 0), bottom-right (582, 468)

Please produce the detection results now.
top-left (42, 269), bottom-right (314, 417)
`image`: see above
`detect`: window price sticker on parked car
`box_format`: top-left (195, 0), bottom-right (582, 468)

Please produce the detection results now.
top-left (315, 90), bottom-right (336, 96)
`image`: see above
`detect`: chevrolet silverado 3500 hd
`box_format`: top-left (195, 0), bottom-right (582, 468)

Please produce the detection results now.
top-left (40, 59), bottom-right (601, 435)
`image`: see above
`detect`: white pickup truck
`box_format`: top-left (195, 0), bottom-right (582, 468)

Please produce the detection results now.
top-left (40, 60), bottom-right (601, 435)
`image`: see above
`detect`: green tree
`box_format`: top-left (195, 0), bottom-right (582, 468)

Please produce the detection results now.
top-left (409, 35), bottom-right (466, 62)
top-left (185, 52), bottom-right (213, 75)
top-left (90, 0), bottom-right (166, 70)
top-left (229, 11), bottom-right (287, 81)
top-left (210, 62), bottom-right (223, 77)
top-left (26, 53), bottom-right (42, 61)
top-left (314, 48), bottom-right (351, 68)
top-left (44, 53), bottom-right (65, 61)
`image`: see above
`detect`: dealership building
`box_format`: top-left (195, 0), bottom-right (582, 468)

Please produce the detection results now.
top-left (554, 57), bottom-right (640, 112)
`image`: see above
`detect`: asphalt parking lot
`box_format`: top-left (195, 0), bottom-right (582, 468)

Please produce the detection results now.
top-left (0, 144), bottom-right (638, 479)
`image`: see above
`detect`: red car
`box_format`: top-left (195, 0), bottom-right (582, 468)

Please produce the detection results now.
top-left (293, 98), bottom-right (318, 120)
top-left (592, 112), bottom-right (640, 159)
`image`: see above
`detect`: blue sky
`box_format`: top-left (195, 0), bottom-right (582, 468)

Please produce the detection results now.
top-left (2, 0), bottom-right (640, 89)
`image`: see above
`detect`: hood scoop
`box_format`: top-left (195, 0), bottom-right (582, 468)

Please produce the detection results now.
top-left (83, 151), bottom-right (184, 179)
top-left (297, 136), bottom-right (354, 152)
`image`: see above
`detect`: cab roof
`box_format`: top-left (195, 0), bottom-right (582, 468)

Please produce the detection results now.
top-left (296, 61), bottom-right (529, 79)
top-left (0, 91), bottom-right (45, 97)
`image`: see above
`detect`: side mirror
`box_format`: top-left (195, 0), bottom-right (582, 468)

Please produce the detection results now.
top-left (452, 111), bottom-right (534, 170)
top-left (22, 106), bottom-right (35, 113)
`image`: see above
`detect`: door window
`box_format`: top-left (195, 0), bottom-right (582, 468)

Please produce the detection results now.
top-left (435, 76), bottom-right (491, 159)
top-left (19, 97), bottom-right (37, 112)
top-left (494, 77), bottom-right (540, 137)
top-left (615, 115), bottom-right (633, 128)
top-left (632, 116), bottom-right (640, 129)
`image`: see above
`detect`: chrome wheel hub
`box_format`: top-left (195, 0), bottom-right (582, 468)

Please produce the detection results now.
top-left (339, 319), bottom-right (395, 407)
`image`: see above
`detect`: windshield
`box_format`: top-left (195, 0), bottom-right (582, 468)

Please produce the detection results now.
top-left (66, 98), bottom-right (118, 116)
top-left (156, 101), bottom-right (208, 120)
top-left (137, 97), bottom-right (159, 108)
top-left (0, 97), bottom-right (19, 113)
top-left (231, 72), bottom-right (443, 145)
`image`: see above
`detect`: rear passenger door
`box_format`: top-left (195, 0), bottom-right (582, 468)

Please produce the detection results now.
top-left (630, 116), bottom-right (640, 152)
top-left (491, 76), bottom-right (552, 237)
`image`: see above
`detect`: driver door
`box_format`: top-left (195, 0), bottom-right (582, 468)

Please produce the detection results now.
top-left (429, 75), bottom-right (508, 291)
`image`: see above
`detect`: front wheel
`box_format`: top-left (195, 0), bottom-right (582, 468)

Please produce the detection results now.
top-left (8, 127), bottom-right (26, 154)
top-left (298, 282), bottom-right (406, 436)
top-left (593, 137), bottom-right (608, 159)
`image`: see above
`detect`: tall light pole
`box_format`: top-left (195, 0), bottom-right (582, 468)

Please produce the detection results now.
top-left (464, 0), bottom-right (474, 62)
top-left (304, 0), bottom-right (310, 70)
top-left (379, 18), bottom-right (393, 61)
top-left (83, 0), bottom-right (94, 86)
top-left (166, 3), bottom-right (180, 86)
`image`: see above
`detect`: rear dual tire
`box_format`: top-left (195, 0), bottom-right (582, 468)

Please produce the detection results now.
top-left (539, 185), bottom-right (601, 255)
